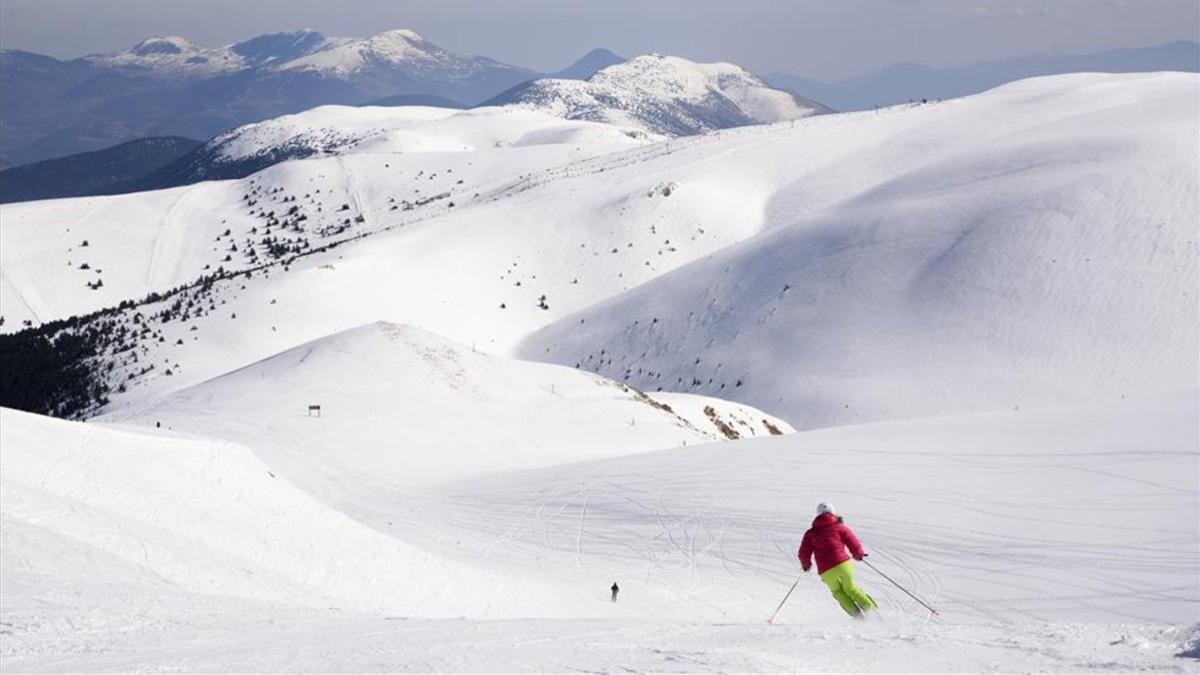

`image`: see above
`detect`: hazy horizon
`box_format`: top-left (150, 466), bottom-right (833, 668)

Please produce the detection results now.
top-left (1, 0), bottom-right (1196, 80)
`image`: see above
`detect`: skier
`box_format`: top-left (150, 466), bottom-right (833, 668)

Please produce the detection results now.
top-left (611, 582), bottom-right (619, 602)
top-left (798, 502), bottom-right (877, 618)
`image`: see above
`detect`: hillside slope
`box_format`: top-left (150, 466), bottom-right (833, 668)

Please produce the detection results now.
top-left (0, 105), bottom-right (650, 338)
top-left (0, 407), bottom-right (585, 618)
top-left (134, 102), bottom-right (655, 191)
top-left (1, 73), bottom-right (1195, 428)
top-left (101, 321), bottom-right (790, 495)
top-left (522, 72), bottom-right (1200, 428)
top-left (428, 391), bottom-right (1199, 624)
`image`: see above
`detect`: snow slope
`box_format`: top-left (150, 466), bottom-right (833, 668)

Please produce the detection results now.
top-left (3, 601), bottom-right (1194, 673)
top-left (1, 73), bottom-right (1195, 430)
top-left (488, 54), bottom-right (829, 135)
top-left (2, 392), bottom-right (1196, 670)
top-left (0, 407), bottom-right (589, 618)
top-left (524, 72), bottom-right (1200, 428)
top-left (0, 106), bottom-right (650, 331)
top-left (206, 104), bottom-right (460, 163)
top-left (427, 391), bottom-right (1199, 625)
top-left (155, 102), bottom-right (655, 185)
top-left (100, 321), bottom-right (790, 495)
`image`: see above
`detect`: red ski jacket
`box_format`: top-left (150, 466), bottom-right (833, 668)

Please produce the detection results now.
top-left (798, 513), bottom-right (866, 574)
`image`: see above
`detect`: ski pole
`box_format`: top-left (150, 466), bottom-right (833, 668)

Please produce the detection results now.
top-left (861, 558), bottom-right (939, 616)
top-left (766, 573), bottom-right (803, 624)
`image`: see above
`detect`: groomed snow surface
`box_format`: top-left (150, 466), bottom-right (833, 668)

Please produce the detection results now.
top-left (1, 71), bottom-right (1198, 671)
top-left (3, 393), bottom-right (1197, 671)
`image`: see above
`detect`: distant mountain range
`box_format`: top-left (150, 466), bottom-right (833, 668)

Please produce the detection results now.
top-left (3, 51), bottom-right (821, 202)
top-left (0, 136), bottom-right (200, 203)
top-left (766, 40), bottom-right (1200, 111)
top-left (0, 30), bottom-right (622, 169)
top-left (547, 47), bottom-right (624, 80)
top-left (5, 35), bottom-right (1193, 202)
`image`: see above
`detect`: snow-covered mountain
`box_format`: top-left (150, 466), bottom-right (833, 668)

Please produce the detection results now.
top-left (0, 29), bottom-right (540, 167)
top-left (83, 35), bottom-right (249, 78)
top-left (282, 28), bottom-right (493, 76)
top-left (487, 54), bottom-right (830, 135)
top-left (521, 73), bottom-right (1200, 428)
top-left (129, 105), bottom-right (463, 188)
top-left (78, 28), bottom-right (515, 88)
top-left (2, 47), bottom-right (823, 198)
top-left (0, 108), bottom-right (650, 352)
top-left (1, 69), bottom-right (1197, 671)
top-left (3, 72), bottom-right (1192, 426)
top-left (131, 102), bottom-right (656, 190)
top-left (550, 47), bottom-right (625, 80)
top-left (79, 30), bottom-right (359, 80)
top-left (230, 29), bottom-right (352, 68)
top-left (268, 29), bottom-right (539, 103)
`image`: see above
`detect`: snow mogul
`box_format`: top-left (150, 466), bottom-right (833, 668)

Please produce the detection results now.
top-left (798, 502), bottom-right (878, 618)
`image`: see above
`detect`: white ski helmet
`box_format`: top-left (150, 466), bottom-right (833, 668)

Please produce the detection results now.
top-left (815, 502), bottom-right (836, 516)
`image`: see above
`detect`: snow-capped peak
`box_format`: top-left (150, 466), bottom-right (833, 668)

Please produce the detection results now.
top-left (379, 28), bottom-right (425, 42)
top-left (488, 53), bottom-right (829, 136)
top-left (358, 28), bottom-right (433, 59)
top-left (277, 28), bottom-right (478, 77)
top-left (588, 54), bottom-right (744, 99)
top-left (129, 35), bottom-right (197, 56)
top-left (229, 29), bottom-right (345, 67)
top-left (552, 47), bottom-right (624, 79)
top-left (85, 35), bottom-right (246, 77)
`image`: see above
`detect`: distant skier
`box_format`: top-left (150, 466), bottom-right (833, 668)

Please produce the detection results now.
top-left (611, 582), bottom-right (619, 602)
top-left (799, 502), bottom-right (877, 618)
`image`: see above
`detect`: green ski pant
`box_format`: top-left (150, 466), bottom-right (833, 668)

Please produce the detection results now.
top-left (819, 560), bottom-right (877, 615)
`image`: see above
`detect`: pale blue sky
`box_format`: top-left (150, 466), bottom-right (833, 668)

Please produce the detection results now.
top-left (1, 0), bottom-right (1196, 79)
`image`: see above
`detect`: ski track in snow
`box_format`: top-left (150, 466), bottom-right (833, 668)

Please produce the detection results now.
top-left (396, 395), bottom-right (1199, 628)
top-left (3, 579), bottom-right (1193, 674)
top-left (6, 390), bottom-right (1194, 673)
top-left (145, 187), bottom-right (195, 289)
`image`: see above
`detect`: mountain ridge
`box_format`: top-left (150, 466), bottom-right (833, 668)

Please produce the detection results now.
top-left (1, 52), bottom-right (813, 199)
top-left (766, 39), bottom-right (1200, 111)
top-left (0, 136), bottom-right (201, 203)
top-left (0, 28), bottom-right (541, 168)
